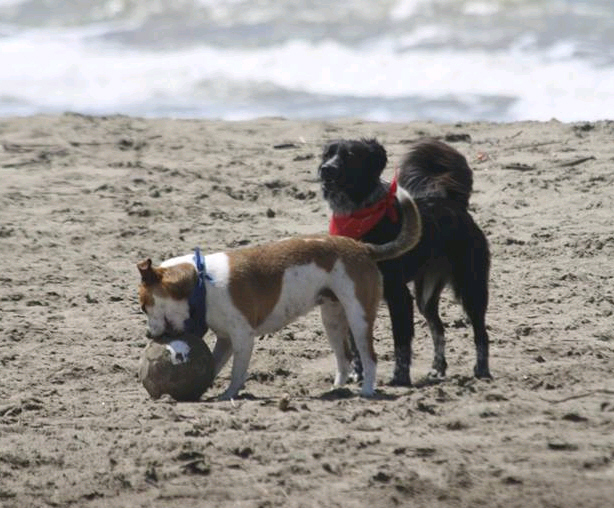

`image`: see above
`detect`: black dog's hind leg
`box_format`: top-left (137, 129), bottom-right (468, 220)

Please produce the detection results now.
top-left (469, 311), bottom-right (490, 379)
top-left (415, 275), bottom-right (447, 378)
top-left (461, 283), bottom-right (491, 379)
top-left (383, 275), bottom-right (414, 386)
top-left (457, 241), bottom-right (492, 379)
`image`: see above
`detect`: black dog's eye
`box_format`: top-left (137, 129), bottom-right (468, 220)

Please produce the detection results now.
top-left (323, 143), bottom-right (337, 158)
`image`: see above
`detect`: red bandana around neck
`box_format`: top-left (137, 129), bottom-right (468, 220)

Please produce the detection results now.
top-left (329, 177), bottom-right (399, 239)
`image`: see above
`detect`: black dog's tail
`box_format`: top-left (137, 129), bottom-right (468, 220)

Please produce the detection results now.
top-left (397, 138), bottom-right (473, 208)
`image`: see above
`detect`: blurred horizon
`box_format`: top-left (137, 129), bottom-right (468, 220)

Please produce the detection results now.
top-left (1, 0), bottom-right (613, 123)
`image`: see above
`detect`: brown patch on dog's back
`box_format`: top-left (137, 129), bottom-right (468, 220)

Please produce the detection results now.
top-left (227, 235), bottom-right (379, 361)
top-left (227, 248), bottom-right (284, 329)
top-left (227, 236), bottom-right (348, 329)
top-left (227, 236), bottom-right (335, 328)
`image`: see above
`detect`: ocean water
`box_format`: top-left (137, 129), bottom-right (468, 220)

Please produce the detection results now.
top-left (0, 0), bottom-right (612, 122)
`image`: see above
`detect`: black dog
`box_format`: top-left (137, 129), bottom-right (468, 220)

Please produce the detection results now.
top-left (318, 138), bottom-right (491, 386)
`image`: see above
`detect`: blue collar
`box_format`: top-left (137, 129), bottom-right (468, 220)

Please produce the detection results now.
top-left (185, 247), bottom-right (208, 337)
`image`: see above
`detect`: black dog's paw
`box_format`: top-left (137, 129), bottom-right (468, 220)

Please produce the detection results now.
top-left (388, 372), bottom-right (412, 387)
top-left (430, 357), bottom-right (447, 378)
top-left (388, 361), bottom-right (412, 387)
top-left (474, 364), bottom-right (493, 379)
top-left (427, 369), bottom-right (446, 380)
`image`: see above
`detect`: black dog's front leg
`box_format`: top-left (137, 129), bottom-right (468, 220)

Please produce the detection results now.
top-left (382, 270), bottom-right (414, 386)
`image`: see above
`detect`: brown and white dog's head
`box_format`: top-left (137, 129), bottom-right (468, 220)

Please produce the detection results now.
top-left (137, 258), bottom-right (198, 338)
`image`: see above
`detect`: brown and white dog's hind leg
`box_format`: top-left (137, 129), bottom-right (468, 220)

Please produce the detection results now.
top-left (348, 319), bottom-right (377, 397)
top-left (320, 300), bottom-right (353, 387)
top-left (340, 299), bottom-right (377, 397)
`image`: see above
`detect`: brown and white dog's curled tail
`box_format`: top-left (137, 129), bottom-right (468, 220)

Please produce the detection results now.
top-left (366, 186), bottom-right (422, 262)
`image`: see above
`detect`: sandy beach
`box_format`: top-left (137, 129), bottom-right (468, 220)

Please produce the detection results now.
top-left (1, 114), bottom-right (613, 507)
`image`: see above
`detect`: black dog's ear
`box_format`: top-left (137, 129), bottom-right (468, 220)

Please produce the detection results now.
top-left (321, 140), bottom-right (338, 159)
top-left (364, 138), bottom-right (387, 175)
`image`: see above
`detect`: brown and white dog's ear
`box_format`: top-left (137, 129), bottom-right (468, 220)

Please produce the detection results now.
top-left (137, 258), bottom-right (159, 286)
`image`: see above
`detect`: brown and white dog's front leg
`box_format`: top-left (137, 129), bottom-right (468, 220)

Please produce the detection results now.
top-left (218, 333), bottom-right (255, 401)
top-left (211, 335), bottom-right (233, 378)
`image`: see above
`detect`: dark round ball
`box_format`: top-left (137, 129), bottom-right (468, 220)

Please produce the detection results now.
top-left (139, 333), bottom-right (214, 401)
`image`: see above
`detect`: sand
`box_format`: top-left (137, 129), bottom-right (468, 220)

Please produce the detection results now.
top-left (1, 113), bottom-right (613, 508)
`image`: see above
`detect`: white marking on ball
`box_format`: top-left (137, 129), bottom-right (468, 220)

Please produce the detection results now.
top-left (165, 340), bottom-right (191, 365)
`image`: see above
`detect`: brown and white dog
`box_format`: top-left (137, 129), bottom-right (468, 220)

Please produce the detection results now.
top-left (137, 187), bottom-right (421, 400)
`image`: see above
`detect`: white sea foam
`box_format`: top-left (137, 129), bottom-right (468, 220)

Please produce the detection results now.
top-left (0, 0), bottom-right (612, 121)
top-left (0, 0), bottom-right (25, 7)
top-left (390, 0), bottom-right (431, 20)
